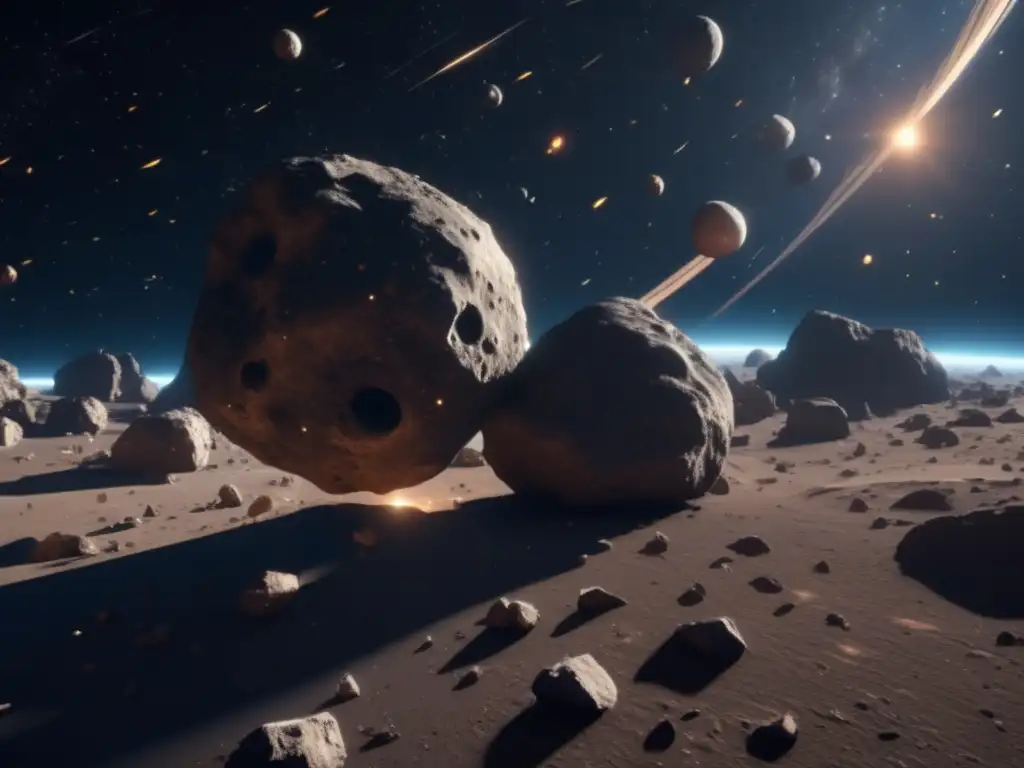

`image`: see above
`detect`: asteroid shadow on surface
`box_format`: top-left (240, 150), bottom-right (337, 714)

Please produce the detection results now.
top-left (439, 626), bottom-right (530, 673)
top-left (0, 466), bottom-right (165, 496)
top-left (0, 493), bottom-right (679, 767)
top-left (483, 701), bottom-right (602, 768)
top-left (634, 629), bottom-right (743, 695)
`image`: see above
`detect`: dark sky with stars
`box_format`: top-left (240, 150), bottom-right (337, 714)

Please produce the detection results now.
top-left (0, 0), bottom-right (1020, 377)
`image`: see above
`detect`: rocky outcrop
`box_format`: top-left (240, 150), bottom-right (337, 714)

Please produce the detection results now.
top-left (108, 407), bottom-right (214, 473)
top-left (770, 397), bottom-right (850, 446)
top-left (226, 712), bottom-right (346, 768)
top-left (743, 348), bottom-right (773, 368)
top-left (0, 359), bottom-right (27, 405)
top-left (482, 298), bottom-right (732, 506)
top-left (45, 396), bottom-right (109, 436)
top-left (723, 369), bottom-right (776, 426)
top-left (757, 311), bottom-right (948, 415)
top-left (186, 154), bottom-right (527, 494)
top-left (53, 350), bottom-right (159, 403)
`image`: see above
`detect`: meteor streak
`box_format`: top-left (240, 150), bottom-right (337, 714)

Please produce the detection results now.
top-left (408, 18), bottom-right (530, 92)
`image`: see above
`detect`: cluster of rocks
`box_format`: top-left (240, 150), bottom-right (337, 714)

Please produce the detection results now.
top-left (176, 154), bottom-right (735, 506)
top-left (54, 350), bottom-right (159, 404)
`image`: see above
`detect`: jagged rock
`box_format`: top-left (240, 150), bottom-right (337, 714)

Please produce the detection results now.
top-left (53, 351), bottom-right (122, 401)
top-left (917, 425), bottom-right (959, 449)
top-left (239, 570), bottom-right (300, 617)
top-left (116, 353), bottom-right (159, 404)
top-left (750, 576), bottom-right (784, 594)
top-left (673, 617), bottom-right (747, 666)
top-left (0, 417), bottom-right (22, 447)
top-left (849, 497), bottom-right (869, 513)
top-left (108, 408), bottom-right (213, 473)
top-left (727, 535), bottom-right (771, 556)
top-left (746, 713), bottom-right (799, 761)
top-left (895, 505), bottom-right (1024, 618)
top-left (450, 446), bottom-right (486, 467)
top-left (45, 396), bottom-right (108, 436)
top-left (771, 398), bottom-right (850, 446)
top-left (756, 311), bottom-right (949, 415)
top-left (31, 533), bottom-right (99, 563)
top-left (891, 488), bottom-right (953, 512)
top-left (724, 369), bottom-right (776, 426)
top-left (996, 407), bottom-right (1024, 424)
top-left (531, 654), bottom-right (618, 713)
top-left (980, 364), bottom-right (1003, 379)
top-left (0, 398), bottom-right (36, 430)
top-left (744, 348), bottom-right (774, 368)
top-left (483, 597), bottom-right (539, 631)
top-left (577, 586), bottom-right (627, 615)
top-left (0, 360), bottom-right (27, 405)
top-left (151, 362), bottom-right (195, 413)
top-left (641, 531), bottom-right (670, 555)
top-left (186, 154), bottom-right (527, 495)
top-left (483, 298), bottom-right (732, 506)
top-left (948, 408), bottom-right (993, 428)
top-left (896, 413), bottom-right (931, 432)
top-left (247, 495), bottom-right (274, 520)
top-left (980, 391), bottom-right (1010, 408)
top-left (219, 484), bottom-right (244, 508)
top-left (335, 674), bottom-right (360, 702)
top-left (226, 712), bottom-right (346, 768)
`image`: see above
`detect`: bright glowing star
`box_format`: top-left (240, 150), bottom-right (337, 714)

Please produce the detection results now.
top-left (862, 253), bottom-right (873, 265)
top-left (683, 76), bottom-right (692, 86)
top-left (992, 107), bottom-right (1003, 117)
top-left (546, 135), bottom-right (565, 154)
top-left (592, 196), bottom-right (608, 209)
top-left (312, 6), bottom-right (330, 18)
top-left (435, 398), bottom-right (444, 406)
top-left (892, 124), bottom-right (919, 149)
top-left (824, 134), bottom-right (832, 141)
top-left (26, 167), bottom-right (33, 175)
top-left (368, 293), bottom-right (375, 301)
top-left (140, 158), bottom-right (162, 169)
top-left (734, 99), bottom-right (744, 107)
top-left (127, 105), bottom-right (138, 113)
top-left (514, 71), bottom-right (532, 82)
top-left (929, 212), bottom-right (938, 219)
top-left (0, 157), bottom-right (10, 167)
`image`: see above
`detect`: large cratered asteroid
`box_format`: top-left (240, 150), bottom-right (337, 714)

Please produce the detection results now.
top-left (757, 311), bottom-right (949, 416)
top-left (482, 297), bottom-right (732, 506)
top-left (187, 154), bottom-right (528, 494)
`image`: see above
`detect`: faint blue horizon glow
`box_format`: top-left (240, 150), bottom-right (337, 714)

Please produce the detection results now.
top-left (17, 343), bottom-right (1024, 391)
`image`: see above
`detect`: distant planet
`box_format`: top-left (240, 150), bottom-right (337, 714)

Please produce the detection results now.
top-left (650, 174), bottom-right (665, 195)
top-left (0, 264), bottom-right (17, 286)
top-left (787, 155), bottom-right (822, 184)
top-left (757, 114), bottom-right (796, 152)
top-left (678, 16), bottom-right (725, 77)
top-left (485, 83), bottom-right (503, 107)
top-left (273, 29), bottom-right (303, 61)
top-left (693, 201), bottom-right (747, 259)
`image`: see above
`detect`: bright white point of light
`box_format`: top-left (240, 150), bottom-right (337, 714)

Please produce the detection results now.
top-left (992, 108), bottom-right (1003, 118)
top-left (892, 124), bottom-right (919, 149)
top-left (862, 254), bottom-right (874, 265)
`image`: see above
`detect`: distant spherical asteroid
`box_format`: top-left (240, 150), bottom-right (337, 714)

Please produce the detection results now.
top-left (186, 154), bottom-right (528, 495)
top-left (894, 505), bottom-right (1024, 619)
top-left (756, 310), bottom-right (949, 417)
top-left (481, 297), bottom-right (733, 506)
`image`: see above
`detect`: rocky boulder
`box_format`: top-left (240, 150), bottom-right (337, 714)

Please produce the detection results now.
top-left (895, 505), bottom-right (1024, 618)
top-left (186, 154), bottom-right (528, 494)
top-left (226, 712), bottom-right (346, 768)
top-left (770, 397), bottom-right (850, 446)
top-left (482, 297), bottom-right (732, 506)
top-left (109, 407), bottom-right (214, 473)
top-left (0, 398), bottom-right (36, 431)
top-left (53, 350), bottom-right (159, 403)
top-left (0, 416), bottom-right (23, 447)
top-left (723, 369), bottom-right (776, 426)
top-left (743, 348), bottom-right (773, 368)
top-left (0, 359), bottom-right (27, 405)
top-left (756, 311), bottom-right (948, 415)
top-left (45, 396), bottom-right (108, 436)
top-left (116, 352), bottom-right (159, 403)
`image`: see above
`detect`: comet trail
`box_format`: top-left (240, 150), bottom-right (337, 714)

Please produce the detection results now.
top-left (708, 0), bottom-right (1016, 319)
top-left (581, 53), bottom-right (604, 70)
top-left (383, 29), bottom-right (461, 80)
top-left (408, 18), bottom-right (530, 92)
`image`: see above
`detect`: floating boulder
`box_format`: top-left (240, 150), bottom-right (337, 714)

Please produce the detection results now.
top-left (226, 712), bottom-right (345, 768)
top-left (482, 297), bottom-right (732, 506)
top-left (743, 348), bottom-right (773, 368)
top-left (757, 311), bottom-right (949, 415)
top-left (109, 407), bottom-right (214, 474)
top-left (895, 505), bottom-right (1024, 618)
top-left (770, 398), bottom-right (850, 446)
top-left (45, 396), bottom-right (109, 436)
top-left (186, 154), bottom-right (527, 494)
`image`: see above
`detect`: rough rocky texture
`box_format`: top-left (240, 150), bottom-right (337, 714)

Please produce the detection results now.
top-left (226, 712), bottom-right (346, 768)
top-left (0, 398), bottom-right (37, 431)
top-left (239, 571), bottom-right (300, 617)
top-left (31, 533), bottom-right (99, 563)
top-left (724, 369), bottom-right (776, 426)
top-left (0, 359), bottom-right (27, 405)
top-left (0, 416), bottom-right (23, 447)
top-left (895, 505), bottom-right (1024, 619)
top-left (482, 298), bottom-right (732, 506)
top-left (151, 361), bottom-right (195, 413)
top-left (186, 154), bottom-right (528, 494)
top-left (53, 351), bottom-right (122, 401)
top-left (531, 654), bottom-right (618, 713)
top-left (743, 348), bottom-right (774, 368)
top-left (116, 353), bottom-right (159, 403)
top-left (45, 396), bottom-right (109, 436)
top-left (757, 311), bottom-right (949, 415)
top-left (771, 397), bottom-right (851, 446)
top-left (108, 407), bottom-right (214, 474)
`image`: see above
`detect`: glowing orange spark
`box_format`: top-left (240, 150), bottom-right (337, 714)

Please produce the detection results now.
top-left (148, 209), bottom-right (158, 216)
top-left (312, 6), bottom-right (330, 18)
top-left (592, 196), bottom-right (608, 209)
top-left (26, 167), bottom-right (33, 175)
top-left (127, 105), bottom-right (138, 113)
top-left (0, 157), bottom-right (10, 167)
top-left (683, 76), bottom-right (691, 86)
top-left (546, 135), bottom-right (565, 155)
top-left (862, 253), bottom-right (873, 265)
top-left (140, 158), bottom-right (162, 169)
top-left (514, 71), bottom-right (533, 82)
top-left (408, 18), bottom-right (529, 92)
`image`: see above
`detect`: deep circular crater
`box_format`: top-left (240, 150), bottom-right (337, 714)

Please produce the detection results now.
top-left (239, 360), bottom-right (270, 391)
top-left (349, 387), bottom-right (402, 435)
top-left (454, 303), bottom-right (485, 345)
